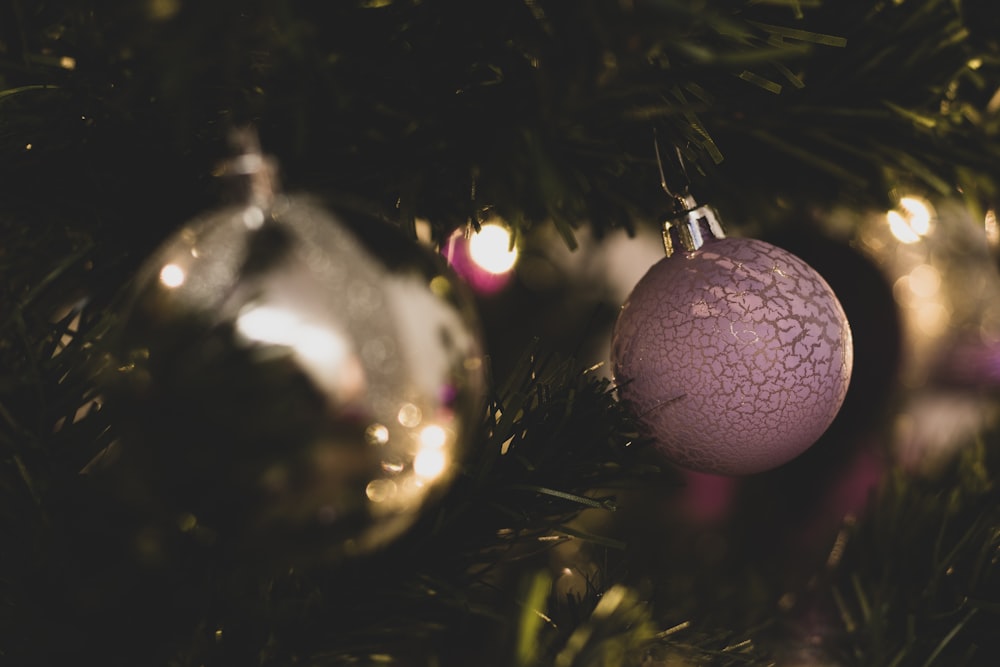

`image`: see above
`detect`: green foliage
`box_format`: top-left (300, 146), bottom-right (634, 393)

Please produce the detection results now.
top-left (3, 1), bottom-right (1000, 665)
top-left (821, 437), bottom-right (1000, 666)
top-left (1, 0), bottom-right (998, 246)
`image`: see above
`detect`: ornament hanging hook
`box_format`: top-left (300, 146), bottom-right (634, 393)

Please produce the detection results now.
top-left (653, 128), bottom-right (697, 214)
top-left (653, 128), bottom-right (725, 256)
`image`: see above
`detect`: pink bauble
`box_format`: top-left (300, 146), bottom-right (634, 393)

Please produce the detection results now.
top-left (611, 237), bottom-right (853, 475)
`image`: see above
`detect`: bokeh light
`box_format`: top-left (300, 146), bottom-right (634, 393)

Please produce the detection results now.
top-left (442, 221), bottom-right (519, 295)
top-left (887, 196), bottom-right (934, 244)
top-left (159, 263), bottom-right (186, 288)
top-left (469, 223), bottom-right (519, 274)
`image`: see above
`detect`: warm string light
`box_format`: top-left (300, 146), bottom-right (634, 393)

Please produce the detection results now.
top-left (887, 196), bottom-right (933, 244)
top-left (468, 223), bottom-right (519, 274)
top-left (442, 220), bottom-right (520, 294)
top-left (159, 263), bottom-right (186, 288)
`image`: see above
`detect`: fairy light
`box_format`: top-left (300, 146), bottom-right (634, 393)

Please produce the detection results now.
top-left (417, 424), bottom-right (448, 449)
top-left (468, 223), bottom-right (519, 274)
top-left (364, 423), bottom-right (390, 446)
top-left (159, 263), bottom-right (186, 288)
top-left (413, 448), bottom-right (448, 480)
top-left (441, 221), bottom-right (519, 295)
top-left (413, 424), bottom-right (450, 480)
top-left (887, 196), bottom-right (933, 244)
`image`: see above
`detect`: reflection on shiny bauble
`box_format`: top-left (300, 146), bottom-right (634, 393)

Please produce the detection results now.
top-left (102, 195), bottom-right (486, 564)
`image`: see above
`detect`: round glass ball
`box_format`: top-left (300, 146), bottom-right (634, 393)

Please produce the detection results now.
top-left (103, 194), bottom-right (486, 564)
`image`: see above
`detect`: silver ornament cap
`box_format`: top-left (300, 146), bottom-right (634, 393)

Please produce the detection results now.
top-left (661, 194), bottom-right (727, 257)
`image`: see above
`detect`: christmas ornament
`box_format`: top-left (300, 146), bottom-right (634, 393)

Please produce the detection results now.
top-left (611, 195), bottom-right (853, 475)
top-left (851, 195), bottom-right (1000, 473)
top-left (101, 135), bottom-right (486, 564)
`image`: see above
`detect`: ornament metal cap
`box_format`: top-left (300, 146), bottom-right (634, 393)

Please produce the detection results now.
top-left (215, 126), bottom-right (281, 210)
top-left (661, 194), bottom-right (727, 257)
top-left (652, 130), bottom-right (726, 256)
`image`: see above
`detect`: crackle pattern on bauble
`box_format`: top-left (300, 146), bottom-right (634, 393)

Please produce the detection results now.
top-left (611, 237), bottom-right (853, 475)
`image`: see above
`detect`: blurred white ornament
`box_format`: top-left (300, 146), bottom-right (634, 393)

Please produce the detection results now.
top-left (101, 143), bottom-right (486, 565)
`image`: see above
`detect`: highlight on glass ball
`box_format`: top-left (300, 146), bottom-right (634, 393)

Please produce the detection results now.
top-left (102, 193), bottom-right (486, 564)
top-left (441, 220), bottom-right (520, 295)
top-left (611, 208), bottom-right (853, 476)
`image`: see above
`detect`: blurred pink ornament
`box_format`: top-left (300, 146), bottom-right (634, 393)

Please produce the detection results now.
top-left (676, 470), bottom-right (738, 523)
top-left (612, 202), bottom-right (853, 476)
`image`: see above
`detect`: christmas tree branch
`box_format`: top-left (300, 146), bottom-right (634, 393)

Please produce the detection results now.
top-left (2, 0), bottom-right (998, 246)
top-left (3, 1), bottom-right (1000, 665)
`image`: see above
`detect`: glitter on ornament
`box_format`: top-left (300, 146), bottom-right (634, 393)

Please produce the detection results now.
top-left (611, 198), bottom-right (853, 476)
top-left (442, 221), bottom-right (519, 294)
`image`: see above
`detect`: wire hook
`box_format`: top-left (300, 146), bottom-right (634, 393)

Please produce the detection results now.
top-left (653, 128), bottom-right (695, 214)
top-left (653, 128), bottom-right (725, 256)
